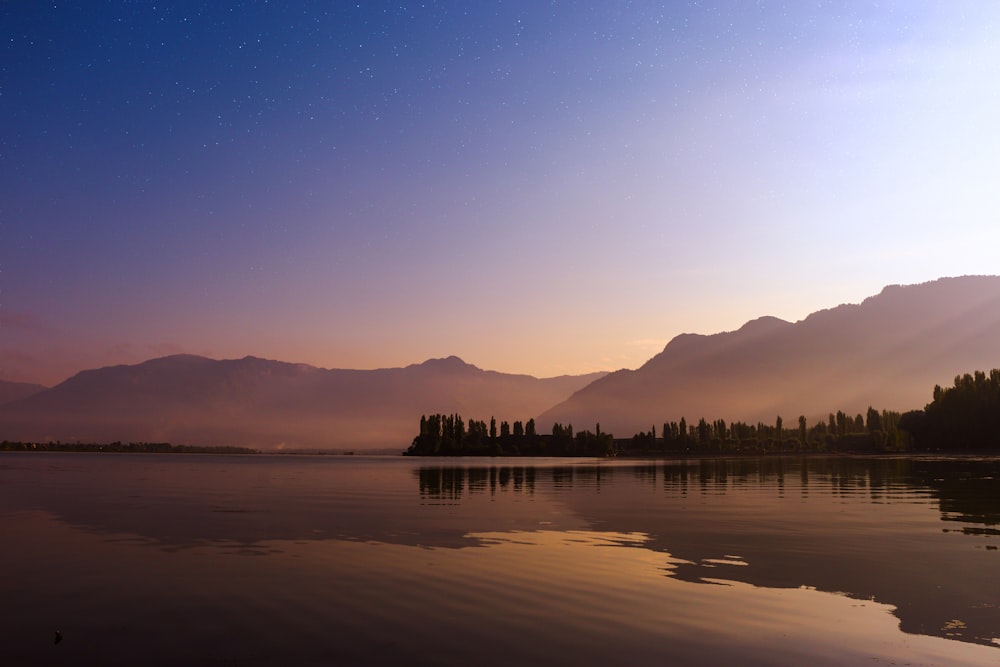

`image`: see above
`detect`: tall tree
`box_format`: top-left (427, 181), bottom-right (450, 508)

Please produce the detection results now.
top-left (866, 406), bottom-right (882, 433)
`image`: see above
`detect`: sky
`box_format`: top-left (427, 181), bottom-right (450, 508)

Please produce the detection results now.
top-left (2, 1), bottom-right (1000, 386)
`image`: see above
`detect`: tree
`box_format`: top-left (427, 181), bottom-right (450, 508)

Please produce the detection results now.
top-left (836, 411), bottom-right (848, 436)
top-left (697, 418), bottom-right (710, 445)
top-left (904, 367), bottom-right (1000, 451)
top-left (866, 406), bottom-right (882, 433)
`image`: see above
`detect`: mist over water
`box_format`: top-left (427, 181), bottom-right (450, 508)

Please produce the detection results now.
top-left (1, 453), bottom-right (997, 665)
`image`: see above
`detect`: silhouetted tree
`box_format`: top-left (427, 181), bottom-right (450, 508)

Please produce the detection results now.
top-left (902, 368), bottom-right (1000, 451)
top-left (866, 406), bottom-right (882, 433)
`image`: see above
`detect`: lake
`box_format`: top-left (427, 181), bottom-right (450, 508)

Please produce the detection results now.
top-left (1, 453), bottom-right (998, 666)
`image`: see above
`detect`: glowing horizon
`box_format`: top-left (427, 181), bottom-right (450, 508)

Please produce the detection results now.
top-left (3, 3), bottom-right (999, 386)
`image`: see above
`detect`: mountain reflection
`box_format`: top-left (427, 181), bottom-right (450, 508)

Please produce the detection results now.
top-left (1, 453), bottom-right (997, 649)
top-left (411, 456), bottom-right (1000, 648)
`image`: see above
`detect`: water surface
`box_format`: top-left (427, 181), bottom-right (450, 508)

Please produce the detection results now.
top-left (1, 453), bottom-right (997, 665)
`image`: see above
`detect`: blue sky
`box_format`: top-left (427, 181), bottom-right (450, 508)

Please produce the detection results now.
top-left (2, 1), bottom-right (999, 384)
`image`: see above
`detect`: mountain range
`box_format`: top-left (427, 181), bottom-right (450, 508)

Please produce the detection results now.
top-left (0, 355), bottom-right (604, 450)
top-left (538, 275), bottom-right (1000, 435)
top-left (2, 275), bottom-right (999, 450)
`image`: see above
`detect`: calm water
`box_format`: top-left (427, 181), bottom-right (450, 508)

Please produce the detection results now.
top-left (1, 453), bottom-right (998, 666)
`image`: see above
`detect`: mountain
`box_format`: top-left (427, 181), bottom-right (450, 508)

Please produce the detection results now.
top-left (538, 276), bottom-right (1000, 435)
top-left (0, 355), bottom-right (604, 450)
top-left (5, 276), bottom-right (997, 449)
top-left (0, 380), bottom-right (47, 406)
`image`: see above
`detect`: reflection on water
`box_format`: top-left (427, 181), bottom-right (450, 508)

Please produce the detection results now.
top-left (416, 457), bottom-right (1000, 648)
top-left (417, 464), bottom-right (538, 499)
top-left (0, 453), bottom-right (997, 665)
top-left (910, 459), bottom-right (1000, 535)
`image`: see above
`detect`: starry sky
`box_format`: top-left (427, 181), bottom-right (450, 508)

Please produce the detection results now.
top-left (3, 1), bottom-right (1000, 386)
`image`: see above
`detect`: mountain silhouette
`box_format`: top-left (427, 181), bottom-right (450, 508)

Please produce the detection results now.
top-left (0, 380), bottom-right (47, 406)
top-left (537, 276), bottom-right (1000, 435)
top-left (0, 355), bottom-right (604, 450)
top-left (4, 276), bottom-right (998, 449)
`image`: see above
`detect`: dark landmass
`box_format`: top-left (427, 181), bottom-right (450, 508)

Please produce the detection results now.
top-left (405, 410), bottom-right (908, 457)
top-left (408, 365), bottom-right (1000, 456)
top-left (406, 415), bottom-right (617, 457)
top-left (0, 440), bottom-right (258, 454)
top-left (898, 368), bottom-right (1000, 452)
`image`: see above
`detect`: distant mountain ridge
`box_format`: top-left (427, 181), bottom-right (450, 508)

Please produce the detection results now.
top-left (4, 276), bottom-right (998, 450)
top-left (0, 380), bottom-right (47, 406)
top-left (0, 355), bottom-right (605, 450)
top-left (537, 276), bottom-right (1000, 435)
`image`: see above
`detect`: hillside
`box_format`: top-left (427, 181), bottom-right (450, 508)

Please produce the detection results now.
top-left (0, 380), bottom-right (47, 406)
top-left (0, 355), bottom-right (604, 450)
top-left (537, 276), bottom-right (1000, 435)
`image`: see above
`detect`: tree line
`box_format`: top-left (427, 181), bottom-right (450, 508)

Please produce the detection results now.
top-left (406, 366), bottom-right (1000, 456)
top-left (627, 406), bottom-right (907, 456)
top-left (405, 414), bottom-right (614, 457)
top-left (898, 368), bottom-right (1000, 451)
top-left (406, 409), bottom-right (904, 457)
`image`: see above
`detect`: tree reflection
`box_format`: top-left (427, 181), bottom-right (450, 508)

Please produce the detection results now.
top-left (418, 458), bottom-right (1000, 533)
top-left (417, 465), bottom-right (538, 499)
top-left (413, 456), bottom-right (1000, 647)
top-left (910, 458), bottom-right (1000, 533)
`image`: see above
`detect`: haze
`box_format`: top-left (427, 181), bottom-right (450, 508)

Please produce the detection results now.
top-left (3, 3), bottom-right (1000, 386)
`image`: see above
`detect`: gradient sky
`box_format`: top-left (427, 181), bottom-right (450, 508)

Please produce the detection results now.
top-left (3, 1), bottom-right (999, 385)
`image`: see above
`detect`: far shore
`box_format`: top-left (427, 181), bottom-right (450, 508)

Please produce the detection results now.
top-left (3, 442), bottom-right (998, 459)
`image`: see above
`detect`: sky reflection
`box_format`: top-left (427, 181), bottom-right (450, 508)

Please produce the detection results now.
top-left (1, 453), bottom-right (998, 659)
